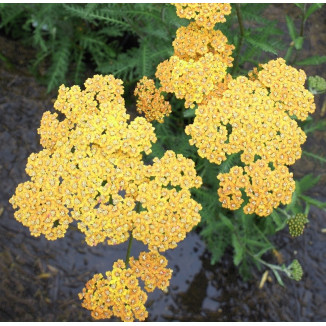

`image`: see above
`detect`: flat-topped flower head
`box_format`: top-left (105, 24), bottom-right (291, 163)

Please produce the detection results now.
top-left (79, 259), bottom-right (148, 322)
top-left (156, 53), bottom-right (228, 108)
top-left (287, 213), bottom-right (308, 237)
top-left (130, 251), bottom-right (172, 292)
top-left (10, 75), bottom-right (202, 249)
top-left (80, 251), bottom-right (172, 322)
top-left (173, 3), bottom-right (232, 29)
top-left (218, 161), bottom-right (295, 216)
top-left (132, 150), bottom-right (202, 251)
top-left (10, 75), bottom-right (157, 244)
top-left (173, 22), bottom-right (234, 66)
top-left (186, 67), bottom-right (312, 167)
top-left (257, 58), bottom-right (315, 120)
top-left (134, 76), bottom-right (172, 123)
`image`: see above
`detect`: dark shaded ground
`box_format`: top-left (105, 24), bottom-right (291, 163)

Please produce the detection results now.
top-left (0, 4), bottom-right (325, 322)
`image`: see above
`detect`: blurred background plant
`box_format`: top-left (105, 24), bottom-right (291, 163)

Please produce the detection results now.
top-left (0, 3), bottom-right (183, 92)
top-left (1, 3), bottom-right (325, 285)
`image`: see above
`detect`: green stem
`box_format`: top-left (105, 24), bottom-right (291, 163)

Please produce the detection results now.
top-left (125, 232), bottom-right (133, 267)
top-left (284, 45), bottom-right (294, 64)
top-left (276, 207), bottom-right (291, 219)
top-left (125, 201), bottom-right (141, 267)
top-left (290, 4), bottom-right (307, 65)
top-left (300, 4), bottom-right (307, 37)
top-left (231, 4), bottom-right (245, 76)
top-left (254, 256), bottom-right (290, 276)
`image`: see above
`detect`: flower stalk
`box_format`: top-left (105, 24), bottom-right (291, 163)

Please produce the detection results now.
top-left (231, 4), bottom-right (245, 75)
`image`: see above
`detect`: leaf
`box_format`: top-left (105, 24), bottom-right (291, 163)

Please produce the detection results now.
top-left (295, 3), bottom-right (304, 10)
top-left (139, 41), bottom-right (151, 77)
top-left (302, 151), bottom-right (326, 164)
top-left (296, 56), bottom-right (326, 66)
top-left (297, 174), bottom-right (320, 193)
top-left (304, 3), bottom-right (324, 22)
top-left (300, 195), bottom-right (326, 209)
top-left (270, 211), bottom-right (287, 231)
top-left (232, 234), bottom-right (244, 266)
top-left (272, 269), bottom-right (284, 287)
top-left (294, 36), bottom-right (304, 50)
top-left (36, 273), bottom-right (52, 279)
top-left (219, 213), bottom-right (234, 231)
top-left (46, 37), bottom-right (71, 92)
top-left (286, 15), bottom-right (297, 41)
top-left (246, 36), bottom-right (278, 55)
top-left (183, 108), bottom-right (196, 118)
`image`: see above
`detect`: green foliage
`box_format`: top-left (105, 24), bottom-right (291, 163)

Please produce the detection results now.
top-left (303, 3), bottom-right (324, 22)
top-left (0, 3), bottom-right (178, 91)
top-left (296, 55), bottom-right (326, 66)
top-left (230, 4), bottom-right (285, 74)
top-left (285, 4), bottom-right (325, 65)
top-left (303, 151), bottom-right (326, 165)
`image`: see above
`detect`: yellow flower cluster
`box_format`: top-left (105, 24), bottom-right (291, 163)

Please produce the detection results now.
top-left (133, 150), bottom-right (202, 251)
top-left (172, 22), bottom-right (234, 66)
top-left (134, 76), bottom-right (172, 123)
top-left (156, 53), bottom-right (227, 108)
top-left (10, 75), bottom-right (202, 248)
top-left (217, 161), bottom-right (295, 216)
top-left (185, 70), bottom-right (310, 167)
top-left (256, 58), bottom-right (315, 120)
top-left (173, 3), bottom-right (232, 29)
top-left (79, 259), bottom-right (148, 322)
top-left (154, 3), bottom-right (233, 109)
top-left (129, 251), bottom-right (172, 292)
top-left (185, 59), bottom-right (315, 215)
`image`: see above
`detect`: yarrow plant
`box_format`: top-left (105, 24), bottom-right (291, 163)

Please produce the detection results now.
top-left (10, 3), bottom-right (324, 321)
top-left (10, 73), bottom-right (202, 321)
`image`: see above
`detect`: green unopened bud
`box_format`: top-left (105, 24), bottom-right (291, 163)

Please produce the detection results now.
top-left (287, 213), bottom-right (308, 237)
top-left (308, 76), bottom-right (326, 95)
top-left (288, 259), bottom-right (303, 281)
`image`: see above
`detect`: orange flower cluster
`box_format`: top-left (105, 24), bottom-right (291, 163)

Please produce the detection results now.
top-left (156, 53), bottom-right (227, 108)
top-left (130, 251), bottom-right (172, 292)
top-left (256, 58), bottom-right (315, 120)
top-left (155, 3), bottom-right (233, 109)
top-left (133, 150), bottom-right (202, 252)
top-left (80, 251), bottom-right (173, 321)
top-left (79, 259), bottom-right (148, 322)
top-left (185, 71), bottom-right (310, 167)
top-left (10, 75), bottom-right (202, 247)
top-left (173, 22), bottom-right (234, 65)
top-left (217, 161), bottom-right (295, 216)
top-left (173, 3), bottom-right (232, 29)
top-left (185, 59), bottom-right (315, 215)
top-left (134, 76), bottom-right (172, 123)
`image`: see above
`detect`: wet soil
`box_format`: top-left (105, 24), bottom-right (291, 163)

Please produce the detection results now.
top-left (0, 4), bottom-right (325, 322)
